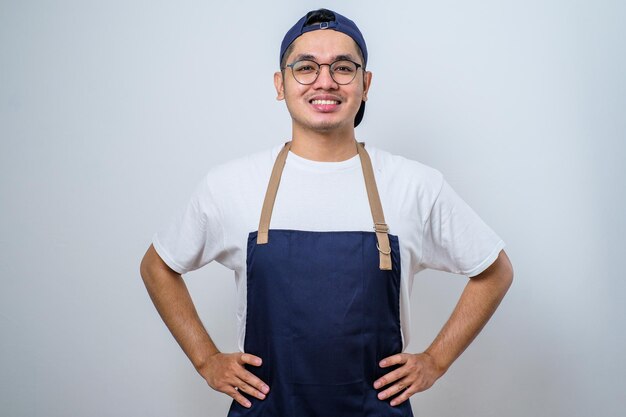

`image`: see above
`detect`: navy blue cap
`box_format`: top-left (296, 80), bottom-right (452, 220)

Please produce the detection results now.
top-left (280, 9), bottom-right (368, 127)
top-left (280, 10), bottom-right (368, 67)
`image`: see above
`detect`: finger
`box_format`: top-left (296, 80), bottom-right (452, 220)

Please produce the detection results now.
top-left (234, 378), bottom-right (268, 401)
top-left (390, 384), bottom-right (418, 407)
top-left (239, 369), bottom-right (271, 396)
top-left (373, 366), bottom-right (409, 389)
top-left (229, 387), bottom-right (252, 409)
top-left (377, 378), bottom-right (410, 401)
top-left (240, 353), bottom-right (263, 367)
top-left (379, 353), bottom-right (408, 368)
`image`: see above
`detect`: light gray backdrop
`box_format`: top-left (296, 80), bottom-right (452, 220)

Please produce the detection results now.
top-left (1, 1), bottom-right (624, 416)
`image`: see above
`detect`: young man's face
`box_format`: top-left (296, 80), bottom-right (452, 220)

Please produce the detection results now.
top-left (274, 30), bottom-right (372, 134)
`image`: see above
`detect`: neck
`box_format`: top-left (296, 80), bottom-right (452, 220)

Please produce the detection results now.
top-left (290, 125), bottom-right (358, 162)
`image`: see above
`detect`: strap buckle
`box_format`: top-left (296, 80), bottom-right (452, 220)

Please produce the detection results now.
top-left (376, 242), bottom-right (392, 255)
top-left (373, 223), bottom-right (389, 233)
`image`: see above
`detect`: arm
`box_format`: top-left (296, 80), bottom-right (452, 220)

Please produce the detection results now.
top-left (139, 244), bottom-right (270, 408)
top-left (374, 249), bottom-right (514, 406)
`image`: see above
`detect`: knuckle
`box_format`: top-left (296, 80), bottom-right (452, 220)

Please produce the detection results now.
top-left (241, 371), bottom-right (255, 383)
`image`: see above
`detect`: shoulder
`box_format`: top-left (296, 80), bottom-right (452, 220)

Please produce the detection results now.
top-left (206, 144), bottom-right (283, 181)
top-left (365, 144), bottom-right (444, 197)
top-left (201, 143), bottom-right (285, 189)
top-left (184, 143), bottom-right (284, 216)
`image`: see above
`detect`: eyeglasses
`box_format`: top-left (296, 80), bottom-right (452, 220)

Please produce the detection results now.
top-left (283, 59), bottom-right (363, 85)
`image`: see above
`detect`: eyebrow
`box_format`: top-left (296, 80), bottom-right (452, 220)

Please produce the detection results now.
top-left (293, 53), bottom-right (358, 63)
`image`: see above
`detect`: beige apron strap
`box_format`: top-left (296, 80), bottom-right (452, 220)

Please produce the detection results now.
top-left (356, 142), bottom-right (392, 270)
top-left (257, 141), bottom-right (291, 244)
top-left (257, 140), bottom-right (392, 271)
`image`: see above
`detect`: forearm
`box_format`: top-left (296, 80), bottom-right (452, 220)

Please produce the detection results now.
top-left (140, 244), bottom-right (219, 371)
top-left (425, 250), bottom-right (513, 373)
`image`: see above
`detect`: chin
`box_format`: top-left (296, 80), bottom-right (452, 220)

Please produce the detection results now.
top-left (312, 121), bottom-right (344, 132)
top-left (298, 117), bottom-right (351, 133)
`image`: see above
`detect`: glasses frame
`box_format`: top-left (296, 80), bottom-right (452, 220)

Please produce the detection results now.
top-left (283, 59), bottom-right (363, 85)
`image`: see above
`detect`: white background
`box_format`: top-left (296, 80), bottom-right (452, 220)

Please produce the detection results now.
top-left (1, 1), bottom-right (624, 416)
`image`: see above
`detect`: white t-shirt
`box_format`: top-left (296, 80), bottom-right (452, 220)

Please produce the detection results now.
top-left (153, 142), bottom-right (505, 351)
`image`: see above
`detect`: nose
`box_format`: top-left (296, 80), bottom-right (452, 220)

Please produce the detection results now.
top-left (313, 64), bottom-right (338, 89)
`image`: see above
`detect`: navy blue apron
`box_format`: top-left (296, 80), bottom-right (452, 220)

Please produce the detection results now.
top-left (228, 141), bottom-right (413, 417)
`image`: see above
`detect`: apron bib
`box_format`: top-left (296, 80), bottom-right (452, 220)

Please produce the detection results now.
top-left (228, 141), bottom-right (413, 417)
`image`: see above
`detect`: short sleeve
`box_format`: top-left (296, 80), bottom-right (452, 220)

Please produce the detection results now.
top-left (152, 175), bottom-right (225, 275)
top-left (420, 179), bottom-right (505, 277)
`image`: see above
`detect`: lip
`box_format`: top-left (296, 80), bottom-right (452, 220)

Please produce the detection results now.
top-left (308, 94), bottom-right (342, 112)
top-left (308, 94), bottom-right (343, 104)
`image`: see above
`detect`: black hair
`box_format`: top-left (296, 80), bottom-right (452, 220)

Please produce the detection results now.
top-left (304, 8), bottom-right (336, 25)
top-left (280, 8), bottom-right (365, 69)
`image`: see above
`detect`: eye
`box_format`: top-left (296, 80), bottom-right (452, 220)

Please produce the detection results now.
top-left (293, 61), bottom-right (318, 73)
top-left (332, 61), bottom-right (356, 73)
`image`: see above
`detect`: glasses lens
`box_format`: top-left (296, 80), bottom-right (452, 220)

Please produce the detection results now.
top-left (289, 60), bottom-right (359, 85)
top-left (291, 60), bottom-right (320, 85)
top-left (330, 60), bottom-right (358, 84)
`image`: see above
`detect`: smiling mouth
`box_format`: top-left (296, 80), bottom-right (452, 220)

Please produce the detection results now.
top-left (310, 99), bottom-right (341, 105)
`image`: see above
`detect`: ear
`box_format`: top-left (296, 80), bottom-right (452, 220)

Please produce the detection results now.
top-left (274, 71), bottom-right (285, 100)
top-left (362, 70), bottom-right (372, 102)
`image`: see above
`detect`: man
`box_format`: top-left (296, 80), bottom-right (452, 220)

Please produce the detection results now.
top-left (140, 8), bottom-right (513, 417)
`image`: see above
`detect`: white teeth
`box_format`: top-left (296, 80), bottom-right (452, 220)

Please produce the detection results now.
top-left (311, 99), bottom-right (339, 105)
